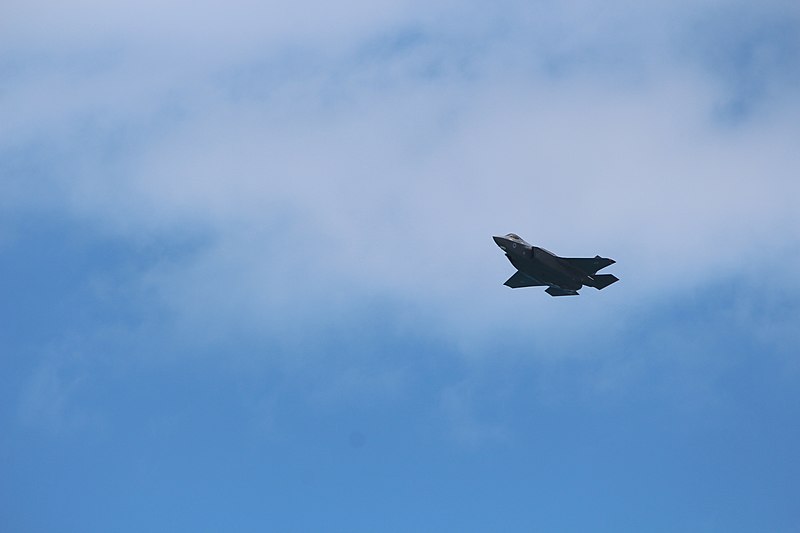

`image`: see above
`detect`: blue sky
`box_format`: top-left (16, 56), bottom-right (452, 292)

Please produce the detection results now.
top-left (2, 0), bottom-right (800, 531)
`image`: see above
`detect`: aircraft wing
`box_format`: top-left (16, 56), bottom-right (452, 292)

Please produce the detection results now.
top-left (562, 256), bottom-right (615, 275)
top-left (504, 271), bottom-right (546, 288)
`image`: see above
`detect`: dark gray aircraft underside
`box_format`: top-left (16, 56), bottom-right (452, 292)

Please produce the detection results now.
top-left (493, 233), bottom-right (618, 297)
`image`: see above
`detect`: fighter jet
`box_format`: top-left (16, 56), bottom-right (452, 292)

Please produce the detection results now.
top-left (493, 233), bottom-right (618, 296)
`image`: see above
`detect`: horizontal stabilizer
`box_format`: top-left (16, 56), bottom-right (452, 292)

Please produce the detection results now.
top-left (504, 271), bottom-right (546, 288)
top-left (592, 274), bottom-right (619, 290)
top-left (563, 256), bottom-right (616, 275)
top-left (546, 286), bottom-right (579, 297)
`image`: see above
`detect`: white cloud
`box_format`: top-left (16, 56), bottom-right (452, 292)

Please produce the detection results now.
top-left (2, 0), bottom-right (799, 352)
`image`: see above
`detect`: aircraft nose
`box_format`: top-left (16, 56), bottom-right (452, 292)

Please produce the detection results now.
top-left (493, 236), bottom-right (506, 249)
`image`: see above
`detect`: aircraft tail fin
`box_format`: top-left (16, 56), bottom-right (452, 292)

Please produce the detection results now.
top-left (591, 274), bottom-right (619, 290)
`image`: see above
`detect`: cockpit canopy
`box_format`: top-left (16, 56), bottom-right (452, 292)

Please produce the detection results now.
top-left (505, 233), bottom-right (523, 241)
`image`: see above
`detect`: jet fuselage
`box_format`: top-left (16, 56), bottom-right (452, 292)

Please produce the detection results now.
top-left (493, 234), bottom-right (618, 296)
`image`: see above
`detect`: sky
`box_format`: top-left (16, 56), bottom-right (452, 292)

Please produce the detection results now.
top-left (2, 0), bottom-right (799, 531)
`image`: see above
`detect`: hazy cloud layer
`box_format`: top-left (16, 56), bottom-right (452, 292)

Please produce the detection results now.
top-left (2, 0), bottom-right (799, 350)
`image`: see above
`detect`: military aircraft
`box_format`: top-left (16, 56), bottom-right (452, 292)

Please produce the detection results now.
top-left (493, 233), bottom-right (618, 296)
